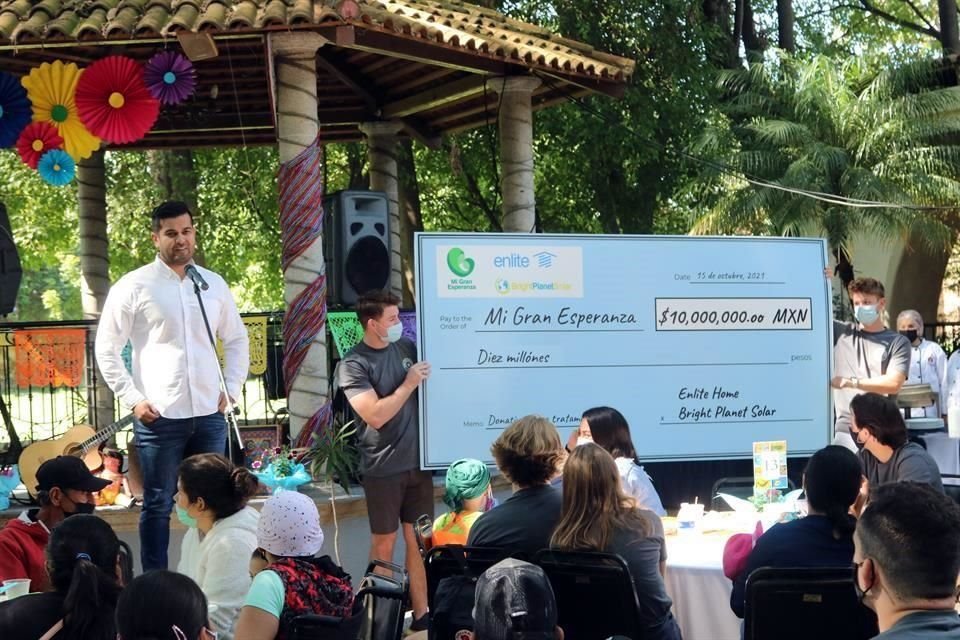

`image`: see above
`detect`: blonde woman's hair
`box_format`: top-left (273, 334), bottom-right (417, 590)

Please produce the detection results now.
top-left (491, 415), bottom-right (565, 487)
top-left (550, 443), bottom-right (651, 551)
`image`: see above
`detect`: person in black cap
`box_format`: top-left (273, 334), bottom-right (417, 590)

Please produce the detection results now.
top-left (0, 456), bottom-right (110, 592)
top-left (468, 558), bottom-right (563, 640)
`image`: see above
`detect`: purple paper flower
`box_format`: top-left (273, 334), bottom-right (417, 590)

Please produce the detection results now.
top-left (0, 71), bottom-right (31, 148)
top-left (143, 51), bottom-right (196, 106)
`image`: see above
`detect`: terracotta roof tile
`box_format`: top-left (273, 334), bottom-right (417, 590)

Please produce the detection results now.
top-left (0, 0), bottom-right (633, 79)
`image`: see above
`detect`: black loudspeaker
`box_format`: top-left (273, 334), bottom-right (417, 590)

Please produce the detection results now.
top-left (0, 202), bottom-right (22, 317)
top-left (323, 190), bottom-right (391, 307)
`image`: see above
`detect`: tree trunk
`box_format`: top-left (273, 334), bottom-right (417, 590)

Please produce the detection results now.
top-left (76, 149), bottom-right (115, 429)
top-left (703, 0), bottom-right (738, 68)
top-left (732, 0), bottom-right (745, 66)
top-left (940, 0), bottom-right (960, 55)
top-left (742, 0), bottom-right (765, 58)
top-left (397, 139), bottom-right (423, 308)
top-left (147, 150), bottom-right (205, 266)
top-left (777, 0), bottom-right (795, 52)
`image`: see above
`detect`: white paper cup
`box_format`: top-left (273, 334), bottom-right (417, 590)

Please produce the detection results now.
top-left (2, 579), bottom-right (30, 599)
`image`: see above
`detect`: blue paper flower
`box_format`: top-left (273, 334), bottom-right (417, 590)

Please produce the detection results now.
top-left (0, 71), bottom-right (31, 148)
top-left (37, 149), bottom-right (76, 186)
top-left (254, 461), bottom-right (311, 495)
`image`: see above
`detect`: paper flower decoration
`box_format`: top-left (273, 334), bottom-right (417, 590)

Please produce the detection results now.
top-left (76, 56), bottom-right (159, 144)
top-left (0, 72), bottom-right (31, 148)
top-left (38, 149), bottom-right (76, 186)
top-left (16, 121), bottom-right (64, 169)
top-left (21, 61), bottom-right (101, 161)
top-left (253, 447), bottom-right (312, 494)
top-left (143, 51), bottom-right (196, 106)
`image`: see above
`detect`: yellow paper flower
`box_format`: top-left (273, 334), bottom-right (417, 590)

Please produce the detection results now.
top-left (21, 61), bottom-right (100, 161)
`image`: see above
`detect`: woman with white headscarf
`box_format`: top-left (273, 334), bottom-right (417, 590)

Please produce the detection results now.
top-left (234, 491), bottom-right (354, 640)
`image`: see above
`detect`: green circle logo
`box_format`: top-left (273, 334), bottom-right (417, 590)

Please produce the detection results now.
top-left (446, 247), bottom-right (475, 277)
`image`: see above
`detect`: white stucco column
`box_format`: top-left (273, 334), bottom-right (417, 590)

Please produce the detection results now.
top-left (490, 76), bottom-right (541, 232)
top-left (359, 121), bottom-right (404, 298)
top-left (269, 31), bottom-right (327, 441)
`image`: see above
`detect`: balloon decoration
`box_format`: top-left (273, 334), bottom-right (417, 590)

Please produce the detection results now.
top-left (20, 61), bottom-right (101, 162)
top-left (143, 51), bottom-right (196, 106)
top-left (9, 49), bottom-right (201, 186)
top-left (0, 71), bottom-right (31, 148)
top-left (37, 149), bottom-right (76, 186)
top-left (16, 121), bottom-right (64, 169)
top-left (76, 56), bottom-right (160, 144)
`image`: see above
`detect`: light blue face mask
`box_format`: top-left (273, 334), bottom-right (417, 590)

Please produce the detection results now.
top-left (176, 505), bottom-right (198, 528)
top-left (855, 304), bottom-right (879, 326)
top-left (384, 322), bottom-right (403, 343)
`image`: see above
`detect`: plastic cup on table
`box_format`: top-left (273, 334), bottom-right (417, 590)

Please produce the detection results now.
top-left (677, 502), bottom-right (705, 535)
top-left (2, 578), bottom-right (30, 600)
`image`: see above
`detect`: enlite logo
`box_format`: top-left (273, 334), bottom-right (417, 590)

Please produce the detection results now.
top-left (446, 247), bottom-right (475, 277)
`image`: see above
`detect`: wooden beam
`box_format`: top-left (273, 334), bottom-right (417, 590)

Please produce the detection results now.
top-left (382, 75), bottom-right (488, 119)
top-left (401, 116), bottom-right (442, 149)
top-left (315, 48), bottom-right (381, 112)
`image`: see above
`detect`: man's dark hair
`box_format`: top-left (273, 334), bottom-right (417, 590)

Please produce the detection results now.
top-left (355, 290), bottom-right (400, 329)
top-left (850, 392), bottom-right (907, 449)
top-left (804, 445), bottom-right (860, 538)
top-left (150, 201), bottom-right (193, 231)
top-left (491, 415), bottom-right (563, 487)
top-left (847, 277), bottom-right (885, 298)
top-left (858, 482), bottom-right (960, 601)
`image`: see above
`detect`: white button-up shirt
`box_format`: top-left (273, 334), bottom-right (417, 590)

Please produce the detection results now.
top-left (94, 257), bottom-right (249, 419)
top-left (904, 338), bottom-right (948, 418)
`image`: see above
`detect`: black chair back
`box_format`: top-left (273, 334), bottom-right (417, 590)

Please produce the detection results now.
top-left (289, 599), bottom-right (366, 640)
top-left (357, 559), bottom-right (408, 640)
top-left (424, 545), bottom-right (514, 612)
top-left (117, 539), bottom-right (134, 586)
top-left (744, 566), bottom-right (878, 640)
top-left (533, 549), bottom-right (642, 640)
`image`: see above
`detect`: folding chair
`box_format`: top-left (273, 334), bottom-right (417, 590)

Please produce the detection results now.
top-left (744, 566), bottom-right (878, 640)
top-left (424, 545), bottom-right (514, 611)
top-left (533, 549), bottom-right (643, 640)
top-left (357, 559), bottom-right (408, 640)
top-left (290, 599), bottom-right (366, 640)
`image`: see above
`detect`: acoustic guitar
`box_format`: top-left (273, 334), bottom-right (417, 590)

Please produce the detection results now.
top-left (18, 414), bottom-right (135, 498)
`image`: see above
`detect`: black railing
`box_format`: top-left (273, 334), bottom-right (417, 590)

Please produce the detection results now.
top-left (926, 322), bottom-right (960, 355)
top-left (0, 313), bottom-right (286, 448)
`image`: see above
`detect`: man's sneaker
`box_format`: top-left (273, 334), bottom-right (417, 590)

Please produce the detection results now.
top-left (408, 612), bottom-right (430, 633)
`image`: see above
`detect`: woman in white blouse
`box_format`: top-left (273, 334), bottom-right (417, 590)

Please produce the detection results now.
top-left (574, 406), bottom-right (666, 516)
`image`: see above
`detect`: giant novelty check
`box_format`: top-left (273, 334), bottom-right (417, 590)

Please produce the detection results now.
top-left (414, 233), bottom-right (832, 468)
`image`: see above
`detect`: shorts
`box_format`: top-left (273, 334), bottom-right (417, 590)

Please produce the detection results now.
top-left (363, 469), bottom-right (435, 535)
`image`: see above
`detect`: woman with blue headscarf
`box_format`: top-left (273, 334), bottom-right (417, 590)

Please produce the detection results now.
top-left (433, 459), bottom-right (493, 546)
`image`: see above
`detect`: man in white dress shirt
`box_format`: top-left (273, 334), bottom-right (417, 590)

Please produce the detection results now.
top-left (895, 310), bottom-right (947, 420)
top-left (94, 201), bottom-right (248, 571)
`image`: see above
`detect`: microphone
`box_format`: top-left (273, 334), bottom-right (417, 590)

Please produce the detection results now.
top-left (184, 264), bottom-right (209, 291)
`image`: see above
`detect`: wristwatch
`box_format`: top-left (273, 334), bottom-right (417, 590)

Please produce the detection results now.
top-left (850, 377), bottom-right (860, 389)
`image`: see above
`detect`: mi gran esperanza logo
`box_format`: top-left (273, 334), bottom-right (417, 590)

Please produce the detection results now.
top-left (445, 247), bottom-right (477, 291)
top-left (446, 247), bottom-right (475, 277)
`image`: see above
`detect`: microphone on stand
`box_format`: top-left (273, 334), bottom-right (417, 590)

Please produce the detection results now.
top-left (184, 264), bottom-right (209, 291)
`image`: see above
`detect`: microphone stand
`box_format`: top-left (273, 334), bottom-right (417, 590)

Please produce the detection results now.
top-left (191, 279), bottom-right (243, 460)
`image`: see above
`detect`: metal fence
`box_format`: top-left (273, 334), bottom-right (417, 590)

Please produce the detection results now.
top-left (0, 313), bottom-right (287, 449)
top-left (927, 322), bottom-right (960, 355)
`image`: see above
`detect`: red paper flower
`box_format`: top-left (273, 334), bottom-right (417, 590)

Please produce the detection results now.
top-left (75, 56), bottom-right (159, 144)
top-left (16, 121), bottom-right (63, 169)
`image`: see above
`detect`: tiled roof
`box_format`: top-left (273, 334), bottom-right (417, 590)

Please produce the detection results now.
top-left (0, 0), bottom-right (634, 80)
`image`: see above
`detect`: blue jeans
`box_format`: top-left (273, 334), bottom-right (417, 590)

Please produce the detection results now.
top-left (134, 413), bottom-right (227, 571)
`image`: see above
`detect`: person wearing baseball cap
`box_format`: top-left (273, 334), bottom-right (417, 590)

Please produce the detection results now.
top-left (235, 491), bottom-right (355, 639)
top-left (0, 456), bottom-right (110, 592)
top-left (468, 558), bottom-right (563, 640)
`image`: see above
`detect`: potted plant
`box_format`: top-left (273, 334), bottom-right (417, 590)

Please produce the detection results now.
top-left (308, 419), bottom-right (359, 565)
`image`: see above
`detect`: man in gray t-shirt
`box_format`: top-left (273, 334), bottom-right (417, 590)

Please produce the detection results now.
top-left (831, 277), bottom-right (910, 437)
top-left (338, 291), bottom-right (432, 630)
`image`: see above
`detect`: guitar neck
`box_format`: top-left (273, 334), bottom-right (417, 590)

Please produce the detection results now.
top-left (78, 415), bottom-right (135, 454)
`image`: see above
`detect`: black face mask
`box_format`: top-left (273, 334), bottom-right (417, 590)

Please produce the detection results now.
top-left (900, 329), bottom-right (919, 343)
top-left (62, 496), bottom-right (95, 517)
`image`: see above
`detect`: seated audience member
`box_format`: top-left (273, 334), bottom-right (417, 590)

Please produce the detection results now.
top-left (234, 490), bottom-right (354, 640)
top-left (729, 445), bottom-right (861, 618)
top-left (0, 456), bottom-right (110, 591)
top-left (551, 443), bottom-right (681, 640)
top-left (467, 415), bottom-right (565, 555)
top-left (850, 393), bottom-right (944, 493)
top-left (433, 458), bottom-right (494, 546)
top-left (468, 558), bottom-right (564, 640)
top-left (854, 482), bottom-right (960, 638)
top-left (117, 570), bottom-right (217, 640)
top-left (573, 406), bottom-right (666, 516)
top-left (175, 453), bottom-right (260, 640)
top-left (0, 514), bottom-right (123, 640)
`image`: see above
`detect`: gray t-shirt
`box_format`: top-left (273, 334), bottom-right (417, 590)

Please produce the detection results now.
top-left (859, 441), bottom-right (944, 493)
top-left (609, 511), bottom-right (674, 634)
top-left (833, 320), bottom-right (910, 433)
top-left (873, 610), bottom-right (960, 639)
top-left (339, 338), bottom-right (419, 477)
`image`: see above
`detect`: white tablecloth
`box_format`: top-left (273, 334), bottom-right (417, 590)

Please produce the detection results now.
top-left (665, 531), bottom-right (743, 640)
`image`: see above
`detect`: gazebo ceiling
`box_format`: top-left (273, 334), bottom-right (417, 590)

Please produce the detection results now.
top-left (0, 0), bottom-right (635, 150)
